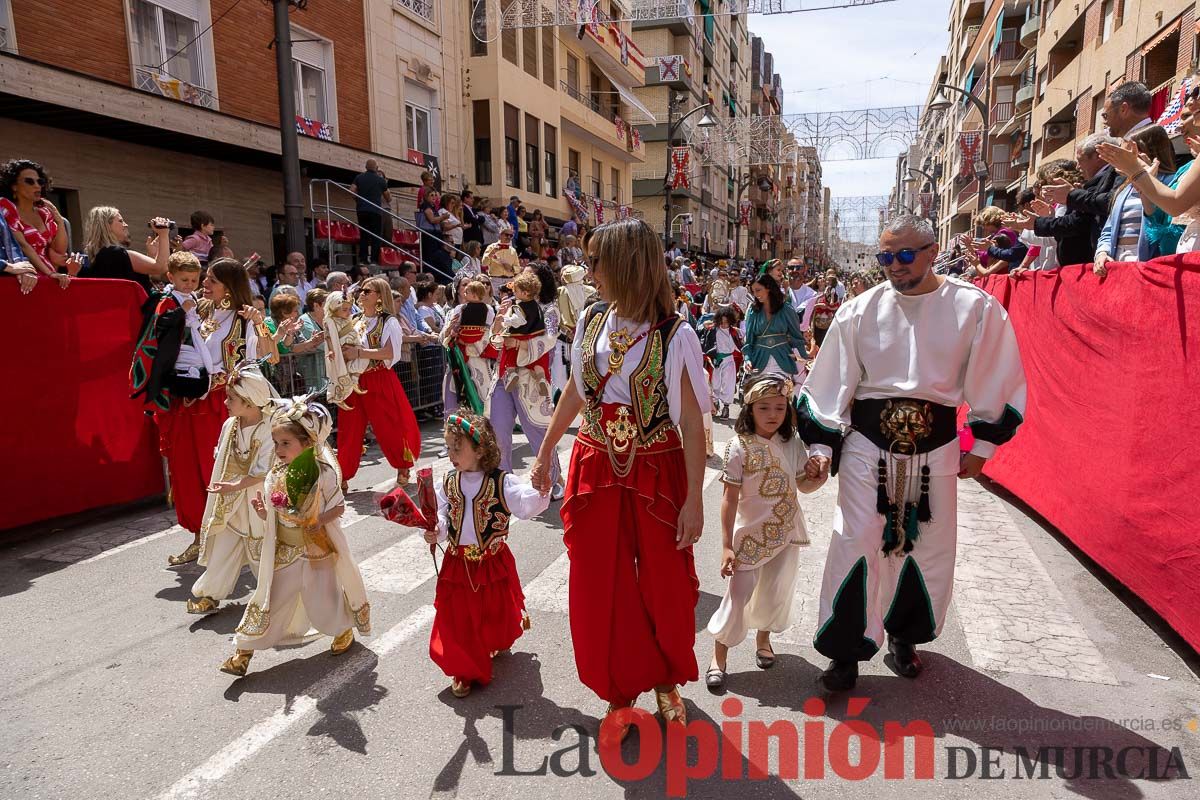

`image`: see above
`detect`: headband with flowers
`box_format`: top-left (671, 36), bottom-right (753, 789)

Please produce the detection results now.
top-left (743, 374), bottom-right (795, 405)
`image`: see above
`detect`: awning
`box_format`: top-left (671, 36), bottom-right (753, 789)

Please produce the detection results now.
top-left (1142, 20), bottom-right (1181, 56)
top-left (602, 66), bottom-right (657, 123)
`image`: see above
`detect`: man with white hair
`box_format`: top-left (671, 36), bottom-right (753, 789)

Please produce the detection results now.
top-left (799, 215), bottom-right (1026, 693)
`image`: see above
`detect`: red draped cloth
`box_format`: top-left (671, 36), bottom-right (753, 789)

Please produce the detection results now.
top-left (0, 278), bottom-right (164, 530)
top-left (974, 256), bottom-right (1200, 652)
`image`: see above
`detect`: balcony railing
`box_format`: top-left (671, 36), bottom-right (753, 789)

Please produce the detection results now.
top-left (633, 0), bottom-right (693, 21)
top-left (957, 178), bottom-right (980, 206)
top-left (0, 25), bottom-right (9, 52)
top-left (560, 81), bottom-right (601, 115)
top-left (988, 161), bottom-right (1014, 184)
top-left (995, 40), bottom-right (1021, 62)
top-left (134, 66), bottom-right (217, 110)
top-left (395, 0), bottom-right (434, 21)
top-left (991, 102), bottom-right (1014, 124)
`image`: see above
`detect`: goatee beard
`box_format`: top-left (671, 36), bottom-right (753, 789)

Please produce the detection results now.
top-left (889, 275), bottom-right (923, 292)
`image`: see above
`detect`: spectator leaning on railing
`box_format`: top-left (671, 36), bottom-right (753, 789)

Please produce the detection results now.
top-left (0, 159), bottom-right (78, 286)
top-left (1, 213), bottom-right (39, 295)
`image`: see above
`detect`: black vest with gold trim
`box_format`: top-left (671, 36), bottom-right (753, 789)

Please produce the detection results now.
top-left (359, 311), bottom-right (392, 370)
top-left (579, 301), bottom-right (682, 446)
top-left (444, 468), bottom-right (512, 548)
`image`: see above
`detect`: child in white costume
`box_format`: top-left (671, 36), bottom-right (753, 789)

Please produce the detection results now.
top-left (323, 291), bottom-right (368, 410)
top-left (705, 374), bottom-right (825, 690)
top-left (188, 362), bottom-right (278, 614)
top-left (221, 397), bottom-right (371, 677)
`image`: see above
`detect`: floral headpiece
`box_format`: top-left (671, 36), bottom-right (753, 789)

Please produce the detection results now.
top-left (743, 374), bottom-right (794, 405)
top-left (226, 360), bottom-right (277, 408)
top-left (272, 393), bottom-right (332, 448)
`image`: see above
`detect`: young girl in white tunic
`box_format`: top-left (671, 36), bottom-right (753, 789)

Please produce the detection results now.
top-left (187, 363), bottom-right (277, 615)
top-left (705, 374), bottom-right (825, 690)
top-left (220, 398), bottom-right (370, 677)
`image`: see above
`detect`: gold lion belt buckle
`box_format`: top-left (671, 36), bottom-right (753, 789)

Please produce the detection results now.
top-left (850, 397), bottom-right (958, 455)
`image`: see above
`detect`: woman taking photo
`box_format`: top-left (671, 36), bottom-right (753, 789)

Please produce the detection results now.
top-left (336, 276), bottom-right (422, 490)
top-left (80, 206), bottom-right (172, 294)
top-left (0, 159), bottom-right (74, 286)
top-left (162, 257), bottom-right (269, 565)
top-left (743, 273), bottom-right (805, 378)
top-left (531, 218), bottom-right (708, 747)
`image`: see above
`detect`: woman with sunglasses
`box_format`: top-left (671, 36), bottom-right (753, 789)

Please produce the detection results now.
top-left (0, 159), bottom-right (74, 287)
top-left (796, 215), bottom-right (1026, 694)
top-left (336, 276), bottom-right (422, 491)
top-left (743, 273), bottom-right (806, 379)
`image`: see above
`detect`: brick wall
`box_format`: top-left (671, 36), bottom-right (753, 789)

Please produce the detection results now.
top-left (1178, 7), bottom-right (1196, 76)
top-left (10, 0), bottom-right (131, 84)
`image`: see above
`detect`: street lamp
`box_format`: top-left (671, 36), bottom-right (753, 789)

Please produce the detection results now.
top-left (663, 95), bottom-right (718, 250)
top-left (930, 83), bottom-right (990, 230)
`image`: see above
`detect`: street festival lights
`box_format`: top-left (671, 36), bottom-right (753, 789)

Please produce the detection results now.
top-left (929, 84), bottom-right (989, 233)
top-left (663, 94), bottom-right (719, 249)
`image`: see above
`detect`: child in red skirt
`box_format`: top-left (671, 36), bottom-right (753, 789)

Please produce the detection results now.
top-left (426, 412), bottom-right (549, 697)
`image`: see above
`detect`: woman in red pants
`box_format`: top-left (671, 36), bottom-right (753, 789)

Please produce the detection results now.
top-left (336, 276), bottom-right (421, 489)
top-left (162, 257), bottom-right (268, 565)
top-left (532, 218), bottom-right (708, 746)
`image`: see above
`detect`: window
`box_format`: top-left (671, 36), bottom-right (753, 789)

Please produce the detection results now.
top-left (610, 167), bottom-right (620, 202)
top-left (504, 103), bottom-right (520, 188)
top-left (523, 27), bottom-right (538, 78)
top-left (591, 159), bottom-right (602, 198)
top-left (1100, 0), bottom-right (1115, 44)
top-left (469, 0), bottom-right (487, 56)
top-left (501, 0), bottom-right (517, 65)
top-left (525, 114), bottom-right (540, 194)
top-left (292, 29), bottom-right (336, 132)
top-left (1, 0), bottom-right (17, 53)
top-left (544, 123), bottom-right (558, 196)
top-left (474, 100), bottom-right (492, 185)
top-left (568, 149), bottom-right (582, 194)
top-left (590, 69), bottom-right (603, 111)
top-left (567, 54), bottom-right (580, 93)
top-left (541, 24), bottom-right (555, 88)
top-left (130, 0), bottom-right (213, 105)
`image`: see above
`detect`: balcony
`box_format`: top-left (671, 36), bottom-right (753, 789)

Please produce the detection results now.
top-left (576, 18), bottom-right (645, 88)
top-left (632, 1), bottom-right (694, 36)
top-left (1020, 16), bottom-right (1039, 48)
top-left (394, 0), bottom-right (434, 21)
top-left (134, 67), bottom-right (217, 110)
top-left (990, 101), bottom-right (1013, 126)
top-left (561, 80), bottom-right (601, 115)
top-left (987, 161), bottom-right (1015, 186)
top-left (994, 39), bottom-right (1021, 65)
top-left (0, 24), bottom-right (10, 53)
top-left (957, 178), bottom-right (980, 210)
top-left (643, 55), bottom-right (693, 90)
top-left (1015, 82), bottom-right (1036, 111)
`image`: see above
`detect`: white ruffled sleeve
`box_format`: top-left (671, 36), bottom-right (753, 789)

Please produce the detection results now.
top-left (963, 294), bottom-right (1027, 458)
top-left (501, 473), bottom-right (550, 521)
top-left (797, 305), bottom-right (859, 460)
top-left (721, 437), bottom-right (745, 485)
top-left (433, 477), bottom-right (450, 543)
top-left (244, 320), bottom-right (259, 362)
top-left (666, 323), bottom-right (711, 423)
top-left (570, 312), bottom-right (589, 399)
top-left (380, 316), bottom-right (405, 368)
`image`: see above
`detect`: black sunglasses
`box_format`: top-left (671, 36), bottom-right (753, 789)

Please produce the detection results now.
top-left (21, 176), bottom-right (47, 187)
top-left (875, 242), bottom-right (935, 267)
top-left (1188, 85), bottom-right (1200, 102)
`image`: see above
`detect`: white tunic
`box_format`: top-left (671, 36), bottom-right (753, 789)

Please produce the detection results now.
top-left (433, 470), bottom-right (550, 546)
top-left (570, 309), bottom-right (711, 422)
top-left (800, 277), bottom-right (1026, 470)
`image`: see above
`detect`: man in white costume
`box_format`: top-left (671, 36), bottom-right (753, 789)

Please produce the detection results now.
top-left (798, 215), bottom-right (1026, 692)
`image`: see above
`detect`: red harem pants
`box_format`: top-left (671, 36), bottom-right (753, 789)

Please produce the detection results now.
top-left (157, 386), bottom-right (227, 534)
top-left (336, 365), bottom-right (420, 482)
top-left (430, 541), bottom-right (526, 684)
top-left (561, 433), bottom-right (700, 704)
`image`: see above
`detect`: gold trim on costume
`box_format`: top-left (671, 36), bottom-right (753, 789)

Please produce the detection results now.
top-left (733, 434), bottom-right (799, 568)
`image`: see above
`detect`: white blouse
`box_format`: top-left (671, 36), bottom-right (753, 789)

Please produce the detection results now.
top-left (570, 309), bottom-right (711, 424)
top-left (357, 315), bottom-right (404, 368)
top-left (434, 470), bottom-right (550, 546)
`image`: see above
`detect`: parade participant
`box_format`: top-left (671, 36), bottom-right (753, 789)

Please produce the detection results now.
top-left (187, 363), bottom-right (277, 614)
top-left (488, 271), bottom-right (563, 500)
top-left (804, 279), bottom-right (842, 354)
top-left (706, 375), bottom-right (823, 690)
top-left (798, 215), bottom-right (1026, 692)
top-left (761, 259), bottom-right (787, 299)
top-left (162, 258), bottom-right (268, 566)
top-left (701, 307), bottom-right (742, 419)
top-left (526, 261), bottom-right (565, 395)
top-left (222, 398), bottom-right (371, 677)
top-left (441, 279), bottom-right (496, 414)
top-left (743, 273), bottom-right (805, 379)
top-left (555, 263), bottom-right (593, 346)
top-left (130, 251), bottom-right (205, 411)
top-left (335, 276), bottom-right (422, 489)
top-left (322, 291), bottom-right (368, 410)
top-left (482, 224), bottom-right (519, 296)
top-left (420, 413), bottom-right (549, 697)
top-left (530, 218), bottom-right (708, 746)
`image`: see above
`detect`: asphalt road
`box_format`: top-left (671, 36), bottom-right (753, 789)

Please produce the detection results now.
top-left (2, 418), bottom-right (1198, 800)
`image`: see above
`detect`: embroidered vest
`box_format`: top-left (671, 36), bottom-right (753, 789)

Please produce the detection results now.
top-left (579, 302), bottom-right (681, 446)
top-left (216, 315), bottom-right (248, 373)
top-left (359, 312), bottom-right (391, 369)
top-left (444, 469), bottom-right (512, 548)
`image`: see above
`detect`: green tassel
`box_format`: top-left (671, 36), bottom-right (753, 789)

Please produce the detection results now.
top-left (882, 507), bottom-right (898, 554)
top-left (904, 503), bottom-right (920, 552)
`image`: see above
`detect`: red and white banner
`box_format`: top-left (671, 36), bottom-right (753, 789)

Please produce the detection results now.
top-left (631, 128), bottom-right (642, 149)
top-left (668, 147), bottom-right (691, 189)
top-left (593, 197), bottom-right (605, 224)
top-left (564, 191), bottom-right (588, 223)
top-left (614, 115), bottom-right (626, 143)
top-left (959, 131), bottom-right (983, 177)
top-left (295, 115), bottom-right (333, 141)
top-left (617, 205), bottom-right (631, 220)
top-left (657, 55), bottom-right (681, 82)
top-left (738, 198), bottom-right (752, 225)
top-left (920, 192), bottom-right (934, 217)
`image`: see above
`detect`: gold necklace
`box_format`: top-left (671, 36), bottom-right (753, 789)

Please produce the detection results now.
top-left (608, 327), bottom-right (634, 374)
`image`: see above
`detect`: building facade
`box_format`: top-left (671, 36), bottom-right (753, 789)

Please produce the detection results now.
top-left (0, 0), bottom-right (428, 262)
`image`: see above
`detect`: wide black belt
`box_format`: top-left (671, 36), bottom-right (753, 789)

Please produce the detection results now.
top-left (850, 398), bottom-right (957, 455)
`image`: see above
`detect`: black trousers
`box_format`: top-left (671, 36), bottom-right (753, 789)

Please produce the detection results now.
top-left (357, 210), bottom-right (383, 264)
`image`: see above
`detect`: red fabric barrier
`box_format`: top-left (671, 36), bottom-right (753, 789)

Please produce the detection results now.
top-left (975, 255), bottom-right (1200, 652)
top-left (0, 277), bottom-right (164, 530)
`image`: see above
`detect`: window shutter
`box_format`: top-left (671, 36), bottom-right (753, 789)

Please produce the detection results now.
top-left (1083, 1), bottom-right (1100, 48)
top-left (1125, 50), bottom-right (1143, 82)
top-left (1077, 87), bottom-right (1093, 135)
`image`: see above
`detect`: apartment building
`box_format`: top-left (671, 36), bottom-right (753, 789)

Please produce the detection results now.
top-left (630, 1), bottom-right (753, 257)
top-left (0, 0), bottom-right (423, 261)
top-left (464, 0), bottom-right (648, 229)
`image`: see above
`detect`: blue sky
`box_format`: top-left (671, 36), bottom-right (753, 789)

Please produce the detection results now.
top-left (753, 0), bottom-right (950, 200)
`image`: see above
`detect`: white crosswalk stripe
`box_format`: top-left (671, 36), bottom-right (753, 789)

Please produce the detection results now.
top-left (358, 534), bottom-right (440, 595)
top-left (522, 551), bottom-right (571, 615)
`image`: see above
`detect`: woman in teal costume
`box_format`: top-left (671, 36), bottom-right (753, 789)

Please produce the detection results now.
top-left (743, 273), bottom-right (805, 378)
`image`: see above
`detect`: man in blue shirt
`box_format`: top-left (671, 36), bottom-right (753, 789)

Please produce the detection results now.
top-left (506, 196), bottom-right (521, 231)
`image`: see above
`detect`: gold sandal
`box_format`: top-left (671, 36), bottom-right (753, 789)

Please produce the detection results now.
top-left (167, 541), bottom-right (201, 566)
top-left (451, 678), bottom-right (471, 698)
top-left (654, 686), bottom-right (687, 725)
top-left (330, 629), bottom-right (354, 655)
top-left (186, 596), bottom-right (219, 614)
top-left (219, 649), bottom-right (253, 677)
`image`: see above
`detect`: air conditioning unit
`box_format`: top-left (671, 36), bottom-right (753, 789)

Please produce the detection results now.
top-left (1046, 123), bottom-right (1070, 139)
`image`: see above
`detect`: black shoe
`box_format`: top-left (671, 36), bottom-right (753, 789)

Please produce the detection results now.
top-left (887, 635), bottom-right (923, 678)
top-left (818, 659), bottom-right (858, 693)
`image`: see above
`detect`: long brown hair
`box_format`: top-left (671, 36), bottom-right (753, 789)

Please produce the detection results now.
top-left (1129, 125), bottom-right (1176, 174)
top-left (589, 219), bottom-right (673, 323)
top-left (361, 276), bottom-right (395, 316)
top-left (207, 257), bottom-right (253, 311)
